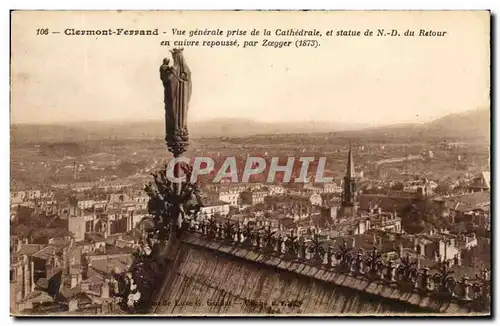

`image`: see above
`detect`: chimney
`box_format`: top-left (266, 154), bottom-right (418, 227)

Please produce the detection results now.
top-left (30, 260), bottom-right (35, 292)
top-left (101, 281), bottom-right (110, 299)
top-left (70, 274), bottom-right (78, 288)
top-left (127, 212), bottom-right (133, 232)
top-left (68, 298), bottom-right (78, 312)
top-left (444, 240), bottom-right (448, 261)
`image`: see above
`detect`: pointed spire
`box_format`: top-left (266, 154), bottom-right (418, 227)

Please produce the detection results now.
top-left (346, 142), bottom-right (355, 179)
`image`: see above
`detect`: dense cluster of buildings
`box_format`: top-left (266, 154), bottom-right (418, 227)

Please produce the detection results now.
top-left (10, 143), bottom-right (490, 314)
top-left (10, 181), bottom-right (150, 314)
top-left (193, 145), bottom-right (490, 282)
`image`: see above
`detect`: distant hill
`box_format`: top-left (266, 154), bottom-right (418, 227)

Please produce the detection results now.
top-left (10, 108), bottom-right (490, 143)
top-left (349, 108), bottom-right (490, 141)
top-left (10, 119), bottom-right (368, 143)
top-left (425, 108), bottom-right (490, 138)
top-left (191, 119), bottom-right (369, 138)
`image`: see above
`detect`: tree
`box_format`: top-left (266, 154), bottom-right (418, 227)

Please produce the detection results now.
top-left (435, 182), bottom-right (452, 195)
top-left (11, 223), bottom-right (32, 240)
top-left (11, 208), bottom-right (70, 244)
top-left (31, 228), bottom-right (71, 243)
top-left (12, 206), bottom-right (33, 224)
top-left (401, 204), bottom-right (425, 234)
top-left (390, 182), bottom-right (404, 191)
top-left (254, 203), bottom-right (266, 211)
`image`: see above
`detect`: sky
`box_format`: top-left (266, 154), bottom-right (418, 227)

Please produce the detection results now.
top-left (10, 11), bottom-right (490, 125)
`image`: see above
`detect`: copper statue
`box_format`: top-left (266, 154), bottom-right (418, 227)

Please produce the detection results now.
top-left (160, 48), bottom-right (192, 156)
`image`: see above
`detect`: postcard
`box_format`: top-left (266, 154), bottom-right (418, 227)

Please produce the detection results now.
top-left (10, 10), bottom-right (491, 316)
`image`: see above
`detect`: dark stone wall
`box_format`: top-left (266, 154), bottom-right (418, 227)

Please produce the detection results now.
top-left (152, 240), bottom-right (436, 315)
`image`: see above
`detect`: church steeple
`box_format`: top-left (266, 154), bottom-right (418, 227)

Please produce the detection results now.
top-left (341, 143), bottom-right (357, 210)
top-left (346, 142), bottom-right (355, 179)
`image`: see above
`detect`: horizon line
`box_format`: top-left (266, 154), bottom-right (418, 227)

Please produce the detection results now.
top-left (10, 107), bottom-right (488, 127)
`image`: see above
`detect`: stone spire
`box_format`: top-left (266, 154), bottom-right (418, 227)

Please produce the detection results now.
top-left (346, 142), bottom-right (355, 179)
top-left (341, 143), bottom-right (357, 213)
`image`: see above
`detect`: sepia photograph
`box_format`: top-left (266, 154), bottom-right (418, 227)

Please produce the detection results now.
top-left (9, 10), bottom-right (491, 316)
